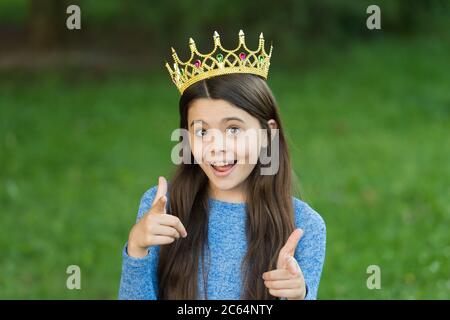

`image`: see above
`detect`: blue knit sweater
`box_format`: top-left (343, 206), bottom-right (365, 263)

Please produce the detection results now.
top-left (118, 185), bottom-right (326, 300)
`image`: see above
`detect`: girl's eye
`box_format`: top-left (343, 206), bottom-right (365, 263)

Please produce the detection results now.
top-left (226, 126), bottom-right (241, 136)
top-left (194, 128), bottom-right (208, 137)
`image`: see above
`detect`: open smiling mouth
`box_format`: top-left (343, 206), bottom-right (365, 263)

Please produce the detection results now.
top-left (209, 160), bottom-right (238, 177)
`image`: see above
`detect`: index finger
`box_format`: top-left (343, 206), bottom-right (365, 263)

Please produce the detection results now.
top-left (156, 214), bottom-right (188, 238)
top-left (262, 268), bottom-right (297, 281)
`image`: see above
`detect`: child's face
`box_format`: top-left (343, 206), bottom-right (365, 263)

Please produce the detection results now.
top-left (187, 98), bottom-right (267, 193)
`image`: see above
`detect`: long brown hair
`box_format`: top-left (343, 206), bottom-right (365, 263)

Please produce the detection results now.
top-left (157, 73), bottom-right (296, 299)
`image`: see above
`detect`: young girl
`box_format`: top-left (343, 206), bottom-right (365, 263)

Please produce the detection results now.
top-left (118, 31), bottom-right (326, 300)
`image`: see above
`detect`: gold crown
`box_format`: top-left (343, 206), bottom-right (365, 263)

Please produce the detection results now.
top-left (165, 30), bottom-right (273, 94)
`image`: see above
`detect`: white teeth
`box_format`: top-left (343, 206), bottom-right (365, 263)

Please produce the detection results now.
top-left (210, 161), bottom-right (234, 167)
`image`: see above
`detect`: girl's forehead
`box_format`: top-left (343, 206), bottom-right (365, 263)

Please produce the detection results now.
top-left (189, 98), bottom-right (240, 115)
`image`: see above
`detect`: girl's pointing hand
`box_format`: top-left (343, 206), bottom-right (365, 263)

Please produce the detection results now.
top-left (127, 176), bottom-right (188, 258)
top-left (262, 228), bottom-right (306, 300)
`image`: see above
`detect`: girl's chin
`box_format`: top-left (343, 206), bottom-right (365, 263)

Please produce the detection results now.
top-left (208, 174), bottom-right (241, 191)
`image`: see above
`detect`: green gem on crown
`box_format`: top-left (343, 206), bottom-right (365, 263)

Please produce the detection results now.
top-left (216, 53), bottom-right (224, 62)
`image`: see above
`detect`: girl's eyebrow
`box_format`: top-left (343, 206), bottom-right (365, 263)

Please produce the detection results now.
top-left (222, 117), bottom-right (245, 123)
top-left (190, 117), bottom-right (244, 127)
top-left (190, 119), bottom-right (207, 127)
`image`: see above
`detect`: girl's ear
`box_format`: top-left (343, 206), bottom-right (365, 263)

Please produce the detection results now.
top-left (261, 119), bottom-right (278, 148)
top-left (267, 119), bottom-right (278, 130)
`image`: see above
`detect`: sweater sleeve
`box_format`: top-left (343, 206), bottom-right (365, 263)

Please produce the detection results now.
top-left (292, 198), bottom-right (326, 300)
top-left (118, 186), bottom-right (160, 300)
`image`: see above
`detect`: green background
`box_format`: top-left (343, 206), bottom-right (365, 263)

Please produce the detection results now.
top-left (0, 0), bottom-right (449, 299)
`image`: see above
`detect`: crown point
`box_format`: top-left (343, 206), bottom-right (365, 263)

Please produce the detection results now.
top-left (213, 31), bottom-right (219, 38)
top-left (239, 29), bottom-right (244, 37)
top-left (165, 61), bottom-right (173, 73)
top-left (189, 37), bottom-right (195, 44)
top-left (259, 32), bottom-right (264, 39)
top-left (171, 47), bottom-right (176, 53)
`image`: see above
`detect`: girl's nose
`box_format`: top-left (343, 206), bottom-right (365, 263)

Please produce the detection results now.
top-left (210, 142), bottom-right (226, 156)
top-left (208, 131), bottom-right (226, 154)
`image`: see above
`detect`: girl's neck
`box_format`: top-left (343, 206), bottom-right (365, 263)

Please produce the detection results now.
top-left (208, 182), bottom-right (247, 204)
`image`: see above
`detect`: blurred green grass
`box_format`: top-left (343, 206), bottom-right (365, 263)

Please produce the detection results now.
top-left (0, 35), bottom-right (449, 299)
